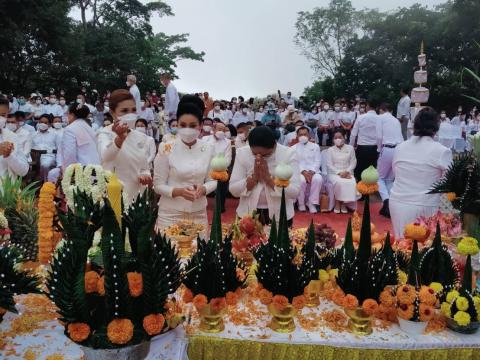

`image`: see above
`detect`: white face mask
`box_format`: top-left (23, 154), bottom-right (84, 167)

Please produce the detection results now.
top-left (242, 108), bottom-right (248, 114)
top-left (215, 131), bottom-right (226, 140)
top-left (6, 123), bottom-right (17, 132)
top-left (203, 125), bottom-right (212, 133)
top-left (214, 105), bottom-right (221, 111)
top-left (440, 113), bottom-right (446, 119)
top-left (0, 116), bottom-right (7, 129)
top-left (36, 99), bottom-right (42, 105)
top-left (59, 100), bottom-right (66, 106)
top-left (323, 105), bottom-right (330, 111)
top-left (118, 113), bottom-right (138, 129)
top-left (53, 122), bottom-right (63, 129)
top-left (225, 131), bottom-right (231, 139)
top-left (299, 135), bottom-right (309, 144)
top-left (334, 138), bottom-right (344, 147)
top-left (178, 127), bottom-right (200, 143)
top-left (38, 123), bottom-right (49, 131)
top-left (135, 127), bottom-right (146, 134)
top-left (342, 107), bottom-right (347, 112)
top-left (238, 133), bottom-right (247, 141)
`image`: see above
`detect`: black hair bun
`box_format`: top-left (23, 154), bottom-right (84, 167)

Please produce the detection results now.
top-left (176, 94), bottom-right (205, 122)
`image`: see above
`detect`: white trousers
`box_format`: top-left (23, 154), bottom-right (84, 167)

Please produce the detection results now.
top-left (389, 200), bottom-right (438, 239)
top-left (40, 155), bottom-right (56, 182)
top-left (377, 147), bottom-right (395, 201)
top-left (298, 173), bottom-right (323, 206)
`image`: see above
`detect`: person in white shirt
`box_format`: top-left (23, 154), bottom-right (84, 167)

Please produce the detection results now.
top-left (317, 103), bottom-right (334, 146)
top-left (138, 98), bottom-right (156, 137)
top-left (389, 107), bottom-right (452, 239)
top-left (326, 128), bottom-right (358, 213)
top-left (160, 73), bottom-right (179, 121)
top-left (31, 96), bottom-right (45, 120)
top-left (200, 117), bottom-right (214, 138)
top-left (126, 74), bottom-right (141, 115)
top-left (234, 122), bottom-right (251, 149)
top-left (46, 116), bottom-right (65, 183)
top-left (0, 100), bottom-right (29, 179)
top-left (32, 114), bottom-right (57, 182)
top-left (254, 106), bottom-right (265, 122)
top-left (376, 103), bottom-right (404, 218)
top-left (230, 126), bottom-right (301, 226)
top-left (204, 121), bottom-right (233, 212)
top-left (44, 94), bottom-right (64, 117)
top-left (14, 111), bottom-right (35, 136)
top-left (97, 89), bottom-right (152, 204)
top-left (331, 102), bottom-right (343, 128)
top-left (6, 113), bottom-right (31, 160)
top-left (396, 88), bottom-right (411, 140)
top-left (231, 104), bottom-right (250, 127)
top-left (61, 103), bottom-right (100, 171)
top-left (207, 101), bottom-right (226, 124)
top-left (350, 101), bottom-right (379, 181)
top-left (76, 94), bottom-right (96, 114)
top-left (16, 96), bottom-right (33, 116)
top-left (340, 104), bottom-right (356, 141)
top-left (450, 107), bottom-right (464, 126)
top-left (135, 118), bottom-right (156, 168)
top-left (439, 110), bottom-right (451, 124)
top-left (154, 95), bottom-right (216, 232)
top-left (467, 113), bottom-right (480, 135)
top-left (284, 119), bottom-right (304, 146)
top-left (162, 119), bottom-right (178, 143)
top-left (293, 126), bottom-right (323, 213)
top-left (58, 96), bottom-right (69, 124)
top-left (284, 91), bottom-right (295, 106)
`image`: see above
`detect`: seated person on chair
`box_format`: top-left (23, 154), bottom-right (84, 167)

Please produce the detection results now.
top-left (31, 114), bottom-right (57, 182)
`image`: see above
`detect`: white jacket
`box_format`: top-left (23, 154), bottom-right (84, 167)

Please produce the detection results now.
top-left (229, 144), bottom-right (300, 221)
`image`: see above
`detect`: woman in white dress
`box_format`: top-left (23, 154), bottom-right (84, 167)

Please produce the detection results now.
top-left (154, 95), bottom-right (216, 231)
top-left (326, 128), bottom-right (358, 214)
top-left (135, 118), bottom-right (156, 169)
top-left (390, 107), bottom-right (452, 239)
top-left (97, 89), bottom-right (152, 204)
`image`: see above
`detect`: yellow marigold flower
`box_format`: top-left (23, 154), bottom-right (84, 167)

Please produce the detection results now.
top-left (473, 296), bottom-right (480, 308)
top-left (319, 269), bottom-right (329, 283)
top-left (446, 290), bottom-right (460, 304)
top-left (447, 192), bottom-right (457, 202)
top-left (454, 311), bottom-right (471, 326)
top-left (429, 282), bottom-right (443, 294)
top-left (328, 268), bottom-right (338, 280)
top-left (441, 302), bottom-right (451, 317)
top-left (398, 270), bottom-right (407, 285)
top-left (455, 296), bottom-right (470, 311)
top-left (457, 237), bottom-right (480, 256)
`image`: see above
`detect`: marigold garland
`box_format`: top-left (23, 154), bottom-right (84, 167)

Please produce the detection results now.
top-left (67, 322), bottom-right (90, 343)
top-left (107, 318), bottom-right (134, 345)
top-left (84, 271), bottom-right (100, 294)
top-left (356, 181), bottom-right (378, 195)
top-left (274, 178), bottom-right (290, 188)
top-left (127, 272), bottom-right (143, 297)
top-left (192, 294), bottom-right (208, 312)
top-left (143, 313), bottom-right (165, 336)
top-left (38, 182), bottom-right (57, 264)
top-left (210, 170), bottom-right (229, 182)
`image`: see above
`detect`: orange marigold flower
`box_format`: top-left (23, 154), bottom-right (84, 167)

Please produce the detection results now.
top-left (210, 170), bottom-right (229, 182)
top-left (272, 295), bottom-right (289, 311)
top-left (419, 286), bottom-right (437, 306)
top-left (236, 268), bottom-right (246, 282)
top-left (97, 276), bottom-right (105, 296)
top-left (343, 294), bottom-right (359, 310)
top-left (292, 295), bottom-right (306, 310)
top-left (182, 288), bottom-right (193, 303)
top-left (397, 303), bottom-right (414, 320)
top-left (356, 181), bottom-right (378, 195)
top-left (127, 272), bottom-right (143, 297)
top-left (143, 313), bottom-right (165, 336)
top-left (274, 178), bottom-right (290, 188)
top-left (379, 288), bottom-right (396, 307)
top-left (447, 192), bottom-right (457, 202)
top-left (67, 322), bottom-right (90, 343)
top-left (193, 294), bottom-right (208, 312)
top-left (226, 291), bottom-right (239, 306)
top-left (259, 289), bottom-right (273, 305)
top-left (396, 285), bottom-right (416, 305)
top-left (210, 297), bottom-right (227, 313)
top-left (84, 271), bottom-right (100, 294)
top-left (107, 318), bottom-right (134, 345)
top-left (332, 288), bottom-right (346, 307)
top-left (404, 223), bottom-right (428, 241)
top-left (419, 303), bottom-right (434, 322)
top-left (235, 287), bottom-right (243, 298)
top-left (362, 299), bottom-right (378, 316)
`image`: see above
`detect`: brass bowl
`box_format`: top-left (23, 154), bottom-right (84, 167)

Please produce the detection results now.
top-left (344, 307), bottom-right (372, 335)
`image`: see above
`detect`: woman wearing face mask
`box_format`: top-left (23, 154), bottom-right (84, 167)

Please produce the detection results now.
top-left (154, 95), bottom-right (216, 232)
top-left (97, 89), bottom-right (152, 204)
top-left (31, 114), bottom-right (57, 182)
top-left (46, 117), bottom-right (64, 183)
top-left (162, 119), bottom-right (178, 143)
top-left (31, 96), bottom-right (45, 122)
top-left (138, 98), bottom-right (155, 135)
top-left (325, 128), bottom-right (358, 214)
top-left (200, 117), bottom-right (214, 138)
top-left (207, 101), bottom-right (226, 124)
top-left (135, 118), bottom-right (156, 168)
top-left (230, 126), bottom-right (300, 226)
top-left (235, 122), bottom-right (251, 149)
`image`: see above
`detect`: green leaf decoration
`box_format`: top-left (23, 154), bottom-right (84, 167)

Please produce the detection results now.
top-left (407, 240), bottom-right (420, 286)
top-left (357, 195), bottom-right (372, 260)
top-left (0, 246), bottom-right (40, 313)
top-left (210, 183), bottom-right (223, 244)
top-left (277, 188), bottom-right (290, 249)
top-left (462, 255), bottom-right (473, 293)
top-left (343, 218), bottom-right (355, 262)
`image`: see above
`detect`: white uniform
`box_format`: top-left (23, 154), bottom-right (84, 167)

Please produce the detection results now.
top-left (164, 82), bottom-right (179, 120)
top-left (376, 112), bottom-right (404, 201)
top-left (47, 128), bottom-right (64, 183)
top-left (234, 136), bottom-right (248, 149)
top-left (0, 129), bottom-right (29, 178)
top-left (396, 95), bottom-right (411, 139)
top-left (44, 104), bottom-right (64, 117)
top-left (325, 144), bottom-right (358, 203)
top-left (129, 84), bottom-right (141, 115)
top-left (293, 141), bottom-right (323, 212)
top-left (14, 127), bottom-right (32, 159)
top-left (61, 119), bottom-right (100, 170)
top-left (229, 144), bottom-right (301, 222)
top-left (203, 135), bottom-right (232, 166)
top-left (154, 139), bottom-right (216, 231)
top-left (207, 110), bottom-right (227, 124)
top-left (97, 126), bottom-right (152, 204)
top-left (32, 129), bottom-right (57, 181)
top-left (389, 136), bottom-right (452, 238)
top-left (162, 132), bottom-right (178, 144)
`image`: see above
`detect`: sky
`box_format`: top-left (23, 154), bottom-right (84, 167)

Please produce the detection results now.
top-left (151, 0), bottom-right (445, 99)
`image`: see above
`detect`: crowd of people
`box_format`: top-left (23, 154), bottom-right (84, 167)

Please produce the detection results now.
top-left (0, 73), bottom-right (478, 239)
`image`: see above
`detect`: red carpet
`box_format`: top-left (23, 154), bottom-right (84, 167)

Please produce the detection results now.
top-left (207, 197), bottom-right (393, 237)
